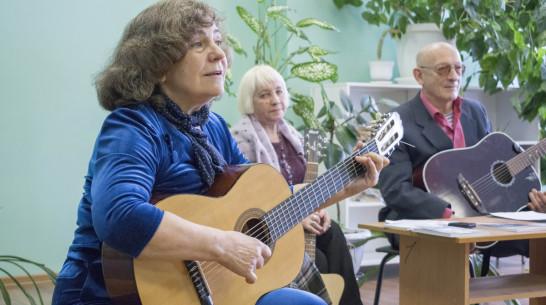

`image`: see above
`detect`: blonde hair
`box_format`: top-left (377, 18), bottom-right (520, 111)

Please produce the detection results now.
top-left (94, 0), bottom-right (231, 111)
top-left (237, 65), bottom-right (290, 114)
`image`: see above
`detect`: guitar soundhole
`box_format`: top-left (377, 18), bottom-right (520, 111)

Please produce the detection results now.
top-left (492, 162), bottom-right (513, 185)
top-left (242, 218), bottom-right (271, 246)
top-left (234, 208), bottom-right (275, 258)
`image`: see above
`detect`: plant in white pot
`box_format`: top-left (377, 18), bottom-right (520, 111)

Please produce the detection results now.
top-left (368, 28), bottom-right (397, 83)
top-left (334, 0), bottom-right (456, 84)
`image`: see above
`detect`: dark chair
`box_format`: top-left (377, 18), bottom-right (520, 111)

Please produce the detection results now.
top-left (373, 245), bottom-right (399, 305)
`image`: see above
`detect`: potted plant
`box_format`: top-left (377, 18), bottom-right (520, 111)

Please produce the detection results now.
top-left (334, 0), bottom-right (546, 123)
top-left (0, 255), bottom-right (57, 305)
top-left (334, 0), bottom-right (456, 83)
top-left (368, 29), bottom-right (397, 83)
top-left (446, 0), bottom-right (546, 123)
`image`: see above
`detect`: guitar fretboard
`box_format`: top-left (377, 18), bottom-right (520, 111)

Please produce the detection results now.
top-left (303, 162), bottom-right (319, 184)
top-left (506, 137), bottom-right (546, 175)
top-left (261, 141), bottom-right (379, 244)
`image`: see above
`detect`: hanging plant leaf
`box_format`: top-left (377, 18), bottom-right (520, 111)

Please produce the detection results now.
top-left (291, 62), bottom-right (338, 83)
top-left (376, 97), bottom-right (399, 110)
top-left (335, 125), bottom-right (357, 154)
top-left (339, 90), bottom-right (353, 113)
top-left (268, 12), bottom-right (298, 36)
top-left (236, 6), bottom-right (263, 35)
top-left (359, 94), bottom-right (377, 112)
top-left (296, 18), bottom-right (339, 32)
top-left (227, 34), bottom-right (246, 57)
top-left (307, 46), bottom-right (335, 57)
top-left (324, 142), bottom-right (344, 169)
top-left (290, 89), bottom-right (321, 129)
top-left (266, 5), bottom-right (290, 13)
top-left (293, 104), bottom-right (321, 130)
top-left (329, 102), bottom-right (346, 120)
top-left (307, 46), bottom-right (336, 61)
top-left (289, 88), bottom-right (315, 112)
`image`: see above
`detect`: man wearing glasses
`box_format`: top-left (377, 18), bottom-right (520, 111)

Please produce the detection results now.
top-left (377, 42), bottom-right (535, 259)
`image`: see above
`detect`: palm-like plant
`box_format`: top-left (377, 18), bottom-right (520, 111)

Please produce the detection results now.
top-left (0, 255), bottom-right (57, 305)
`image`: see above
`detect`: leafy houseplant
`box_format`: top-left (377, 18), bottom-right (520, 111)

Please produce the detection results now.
top-left (232, 0), bottom-right (403, 220)
top-left (447, 0), bottom-right (546, 122)
top-left (0, 255), bottom-right (57, 305)
top-left (231, 1), bottom-right (399, 287)
top-left (231, 0), bottom-right (355, 165)
top-left (333, 0), bottom-right (546, 123)
top-left (333, 0), bottom-right (456, 41)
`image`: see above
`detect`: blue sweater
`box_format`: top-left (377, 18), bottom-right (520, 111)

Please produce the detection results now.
top-left (56, 102), bottom-right (248, 303)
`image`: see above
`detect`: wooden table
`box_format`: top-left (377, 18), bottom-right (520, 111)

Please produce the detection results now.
top-left (359, 216), bottom-right (546, 305)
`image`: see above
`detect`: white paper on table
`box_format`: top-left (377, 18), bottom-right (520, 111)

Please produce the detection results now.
top-left (489, 211), bottom-right (546, 222)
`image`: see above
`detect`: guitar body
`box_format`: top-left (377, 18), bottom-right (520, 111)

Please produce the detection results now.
top-left (103, 164), bottom-right (304, 305)
top-left (423, 132), bottom-right (540, 217)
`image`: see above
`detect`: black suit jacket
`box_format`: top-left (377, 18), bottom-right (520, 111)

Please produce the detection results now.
top-left (378, 92), bottom-right (492, 222)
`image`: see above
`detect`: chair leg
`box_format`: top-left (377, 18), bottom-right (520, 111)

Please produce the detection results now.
top-left (469, 258), bottom-right (476, 278)
top-left (373, 253), bottom-right (395, 305)
top-left (481, 249), bottom-right (492, 277)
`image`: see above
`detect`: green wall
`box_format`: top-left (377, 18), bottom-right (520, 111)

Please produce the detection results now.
top-left (0, 0), bottom-right (394, 274)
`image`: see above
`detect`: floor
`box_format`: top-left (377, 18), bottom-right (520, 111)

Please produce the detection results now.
top-left (2, 255), bottom-right (531, 305)
top-left (358, 254), bottom-right (530, 305)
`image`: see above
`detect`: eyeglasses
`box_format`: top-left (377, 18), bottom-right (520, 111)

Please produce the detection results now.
top-left (419, 64), bottom-right (466, 76)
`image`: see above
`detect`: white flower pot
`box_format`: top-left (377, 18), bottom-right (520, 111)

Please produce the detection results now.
top-left (369, 60), bottom-right (394, 83)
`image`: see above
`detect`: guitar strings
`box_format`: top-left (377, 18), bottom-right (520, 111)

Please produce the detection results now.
top-left (461, 143), bottom-right (544, 198)
top-left (436, 141), bottom-right (546, 209)
top-left (195, 141), bottom-right (377, 288)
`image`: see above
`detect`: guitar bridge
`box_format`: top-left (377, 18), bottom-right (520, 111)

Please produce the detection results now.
top-left (184, 260), bottom-right (214, 305)
top-left (456, 173), bottom-right (488, 214)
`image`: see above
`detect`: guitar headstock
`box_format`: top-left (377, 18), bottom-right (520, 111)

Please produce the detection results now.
top-left (360, 112), bottom-right (403, 157)
top-left (303, 128), bottom-right (325, 164)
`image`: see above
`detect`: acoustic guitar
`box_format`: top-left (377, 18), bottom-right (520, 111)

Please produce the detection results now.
top-left (102, 112), bottom-right (403, 305)
top-left (420, 132), bottom-right (543, 218)
top-left (302, 128), bottom-right (344, 305)
top-left (302, 128), bottom-right (325, 259)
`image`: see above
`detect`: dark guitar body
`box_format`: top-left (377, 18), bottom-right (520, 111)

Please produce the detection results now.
top-left (423, 132), bottom-right (541, 218)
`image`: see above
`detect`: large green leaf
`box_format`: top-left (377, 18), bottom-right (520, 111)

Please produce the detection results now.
top-left (291, 62), bottom-right (338, 83)
top-left (236, 6), bottom-right (263, 35)
top-left (293, 103), bottom-right (321, 129)
top-left (335, 125), bottom-right (358, 154)
top-left (296, 18), bottom-right (339, 32)
top-left (324, 142), bottom-right (344, 169)
top-left (289, 89), bottom-right (315, 112)
top-left (290, 89), bottom-right (321, 129)
top-left (339, 90), bottom-right (354, 113)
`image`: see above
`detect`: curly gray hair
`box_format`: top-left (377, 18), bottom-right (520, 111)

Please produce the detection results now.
top-left (94, 0), bottom-right (231, 111)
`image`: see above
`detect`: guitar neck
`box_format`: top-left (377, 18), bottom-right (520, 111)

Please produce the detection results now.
top-left (303, 159), bottom-right (319, 262)
top-left (262, 141), bottom-right (379, 245)
top-left (507, 137), bottom-right (546, 175)
top-left (304, 162), bottom-right (319, 184)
